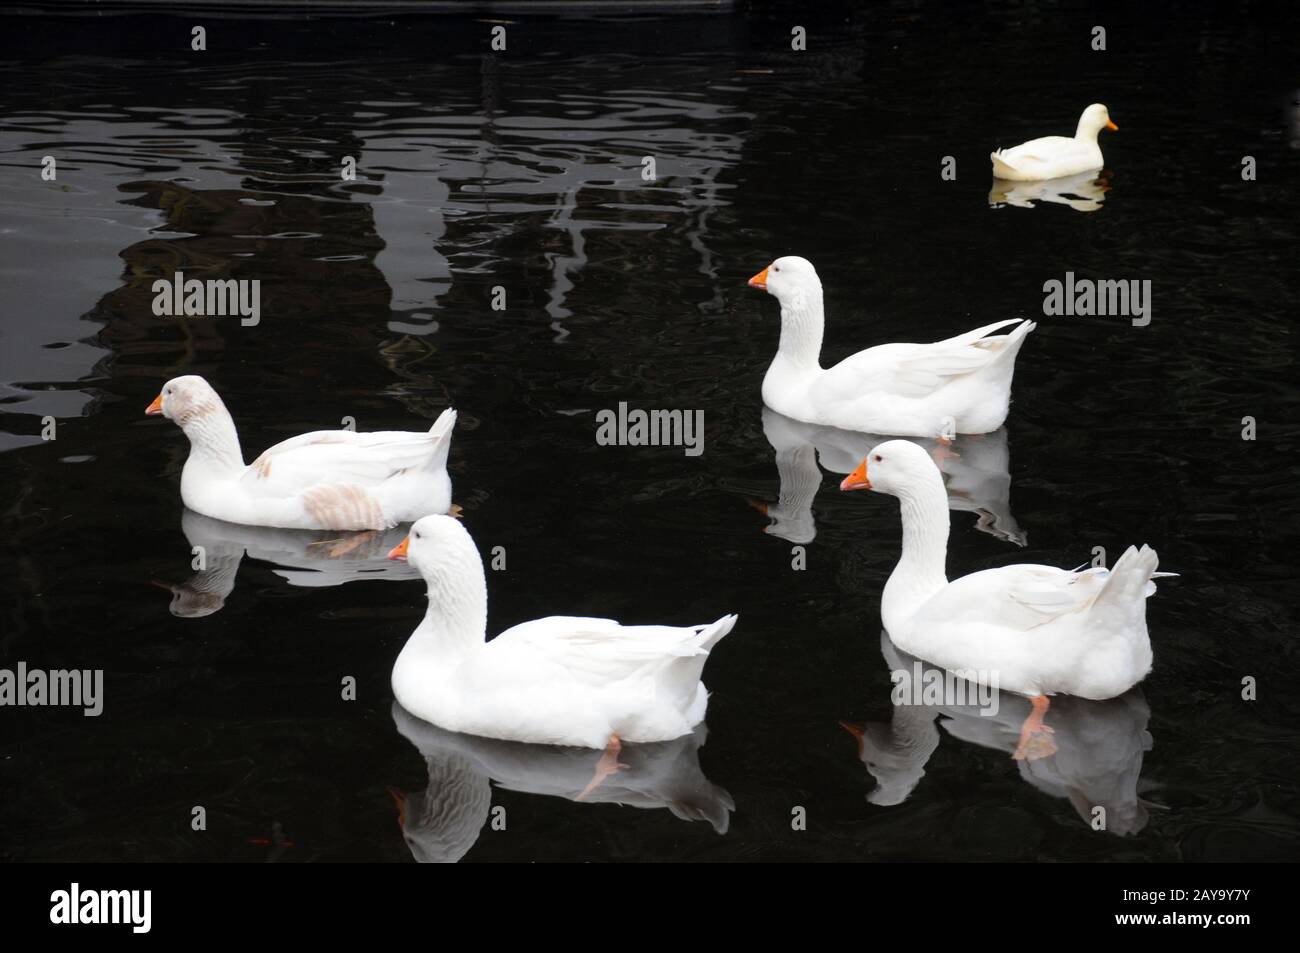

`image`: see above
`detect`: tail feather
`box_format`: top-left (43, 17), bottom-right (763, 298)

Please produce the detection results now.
top-left (423, 408), bottom-right (457, 471)
top-left (944, 318), bottom-right (1023, 348)
top-left (990, 150), bottom-right (1021, 179)
top-left (980, 318), bottom-right (1036, 362)
top-left (664, 614), bottom-right (736, 712)
top-left (1091, 545), bottom-right (1160, 629)
top-left (697, 613), bottom-right (737, 652)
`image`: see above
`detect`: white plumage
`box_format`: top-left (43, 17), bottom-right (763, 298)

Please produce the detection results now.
top-left (990, 103), bottom-right (1118, 182)
top-left (388, 514), bottom-right (735, 748)
top-left (841, 440), bottom-right (1171, 702)
top-left (749, 256), bottom-right (1034, 436)
top-left (146, 375), bottom-right (455, 530)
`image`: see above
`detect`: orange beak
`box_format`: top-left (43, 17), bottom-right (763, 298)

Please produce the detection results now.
top-left (145, 394), bottom-right (163, 416)
top-left (387, 536), bottom-right (409, 561)
top-left (1106, 119), bottom-right (1118, 131)
top-left (747, 266), bottom-right (769, 290)
top-left (840, 458), bottom-right (872, 492)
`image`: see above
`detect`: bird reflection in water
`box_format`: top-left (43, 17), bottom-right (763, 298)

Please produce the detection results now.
top-left (750, 407), bottom-right (1024, 546)
top-left (842, 631), bottom-right (1158, 836)
top-left (389, 702), bottom-right (732, 863)
top-left (154, 508), bottom-right (419, 617)
top-left (989, 170), bottom-right (1112, 213)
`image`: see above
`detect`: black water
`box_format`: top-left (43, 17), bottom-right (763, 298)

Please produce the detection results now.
top-left (2, 3), bottom-right (1298, 862)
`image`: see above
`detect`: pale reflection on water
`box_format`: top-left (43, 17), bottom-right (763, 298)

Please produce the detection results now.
top-left (846, 632), bottom-right (1155, 836)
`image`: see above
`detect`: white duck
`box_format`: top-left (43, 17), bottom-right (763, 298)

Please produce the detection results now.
top-left (748, 257), bottom-right (1035, 436)
top-left (839, 440), bottom-right (1171, 759)
top-left (990, 103), bottom-right (1118, 181)
top-left (387, 514), bottom-right (736, 756)
top-left (145, 375), bottom-right (455, 530)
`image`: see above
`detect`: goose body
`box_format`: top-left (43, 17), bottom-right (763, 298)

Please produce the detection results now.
top-left (990, 103), bottom-right (1118, 182)
top-left (388, 515), bottom-right (735, 749)
top-left (146, 375), bottom-right (455, 530)
top-left (749, 257), bottom-right (1034, 436)
top-left (841, 441), bottom-right (1169, 701)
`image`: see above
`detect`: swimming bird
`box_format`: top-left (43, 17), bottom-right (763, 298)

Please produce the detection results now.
top-left (145, 375), bottom-right (455, 530)
top-left (840, 440), bottom-right (1171, 760)
top-left (748, 256), bottom-right (1034, 436)
top-left (387, 514), bottom-right (735, 755)
top-left (990, 103), bottom-right (1118, 181)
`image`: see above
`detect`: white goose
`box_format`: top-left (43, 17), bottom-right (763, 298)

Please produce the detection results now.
top-left (146, 375), bottom-right (455, 530)
top-left (991, 103), bottom-right (1118, 181)
top-left (840, 440), bottom-right (1171, 759)
top-left (748, 257), bottom-right (1034, 436)
top-left (387, 514), bottom-right (735, 756)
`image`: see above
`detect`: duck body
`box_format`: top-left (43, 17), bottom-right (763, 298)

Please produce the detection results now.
top-left (390, 515), bottom-right (735, 749)
top-left (990, 103), bottom-right (1117, 182)
top-left (750, 257), bottom-right (1034, 437)
top-left (842, 440), bottom-right (1169, 701)
top-left (888, 558), bottom-right (1156, 699)
top-left (147, 375), bottom-right (455, 530)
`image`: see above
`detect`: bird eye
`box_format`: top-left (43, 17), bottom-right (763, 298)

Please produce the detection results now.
top-left (414, 532), bottom-right (421, 540)
top-left (874, 454), bottom-right (883, 462)
top-left (773, 266), bottom-right (781, 272)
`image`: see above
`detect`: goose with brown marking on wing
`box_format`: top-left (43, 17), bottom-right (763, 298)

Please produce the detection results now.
top-left (145, 375), bottom-right (455, 530)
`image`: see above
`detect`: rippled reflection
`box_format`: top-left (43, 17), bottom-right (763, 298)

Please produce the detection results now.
top-left (989, 170), bottom-right (1110, 212)
top-left (391, 703), bottom-right (732, 863)
top-left (0, 56), bottom-right (751, 443)
top-left (845, 631), bottom-right (1156, 835)
top-left (156, 508), bottom-right (417, 617)
top-left (752, 407), bottom-right (1024, 545)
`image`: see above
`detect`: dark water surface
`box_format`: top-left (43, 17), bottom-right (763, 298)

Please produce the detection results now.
top-left (2, 4), bottom-right (1298, 861)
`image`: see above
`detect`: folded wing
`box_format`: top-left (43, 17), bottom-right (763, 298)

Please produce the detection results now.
top-left (812, 319), bottom-right (1027, 404)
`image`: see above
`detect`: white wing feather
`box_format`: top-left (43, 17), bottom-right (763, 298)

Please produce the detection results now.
top-left (490, 616), bottom-right (714, 688)
top-left (241, 429), bottom-right (443, 498)
top-left (811, 319), bottom-right (1025, 403)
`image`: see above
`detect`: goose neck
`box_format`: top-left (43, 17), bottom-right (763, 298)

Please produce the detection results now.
top-left (406, 560), bottom-right (489, 659)
top-left (882, 473), bottom-right (951, 633)
top-left (182, 405), bottom-right (245, 474)
top-left (777, 287), bottom-right (825, 370)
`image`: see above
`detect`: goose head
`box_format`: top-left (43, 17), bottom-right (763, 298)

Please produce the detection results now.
top-left (145, 375), bottom-right (226, 428)
top-left (388, 514), bottom-right (488, 639)
top-left (1076, 103), bottom-right (1118, 140)
top-left (388, 513), bottom-right (482, 583)
top-left (747, 255), bottom-right (822, 305)
top-left (839, 439), bottom-right (939, 497)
